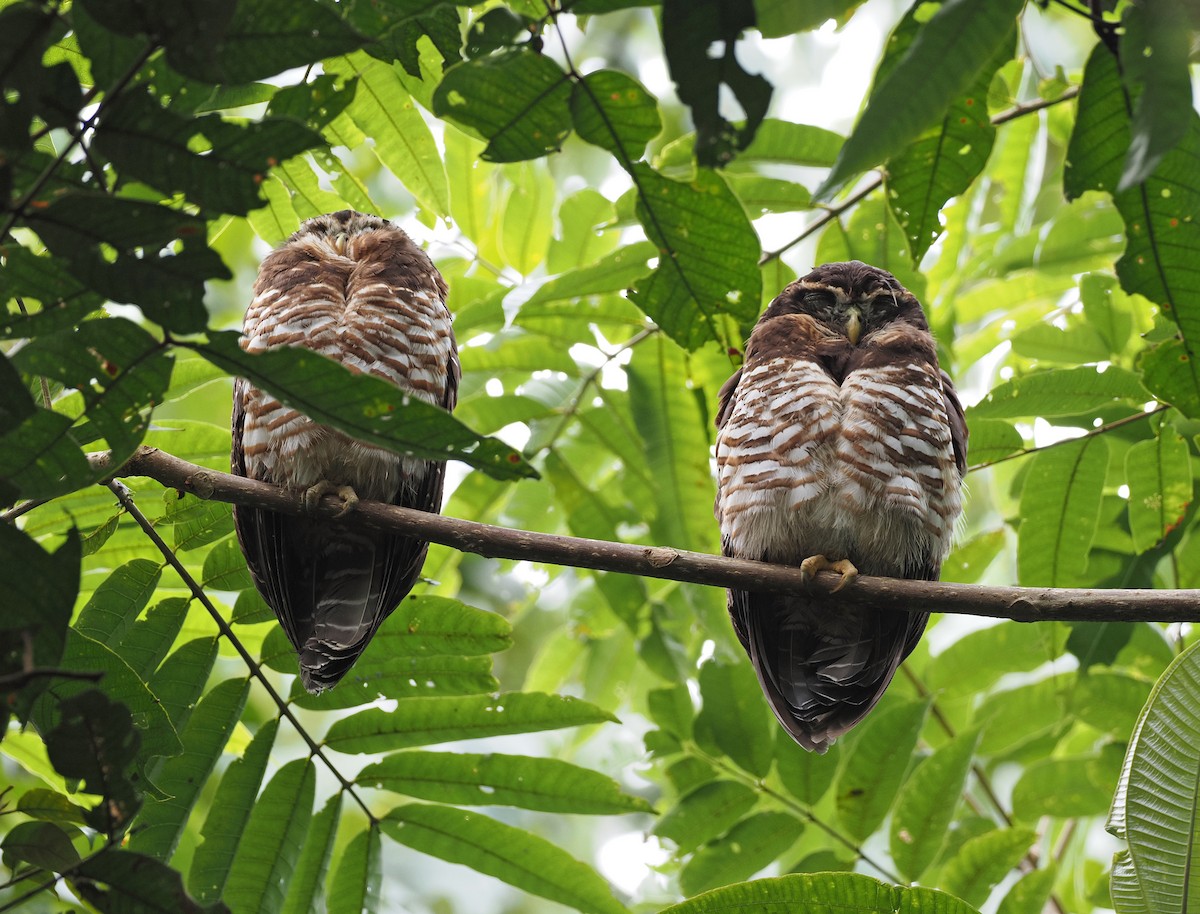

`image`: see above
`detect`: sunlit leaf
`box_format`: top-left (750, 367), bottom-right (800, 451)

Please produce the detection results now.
top-left (570, 69), bottom-right (661, 161)
top-left (658, 873), bottom-right (984, 913)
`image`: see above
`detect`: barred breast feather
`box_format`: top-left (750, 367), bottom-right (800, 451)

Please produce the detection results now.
top-left (232, 211), bottom-right (459, 692)
top-left (715, 262), bottom-right (966, 751)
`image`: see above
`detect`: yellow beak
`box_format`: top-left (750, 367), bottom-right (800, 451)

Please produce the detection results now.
top-left (333, 232), bottom-right (349, 256)
top-left (846, 307), bottom-right (862, 345)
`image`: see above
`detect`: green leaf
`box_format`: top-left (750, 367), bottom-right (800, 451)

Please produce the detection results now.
top-left (432, 48), bottom-right (572, 162)
top-left (1010, 321), bottom-right (1110, 365)
top-left (382, 804), bottom-right (627, 914)
top-left (774, 735), bottom-right (840, 807)
top-left (1017, 435), bottom-right (1108, 586)
top-left (753, 0), bottom-right (862, 38)
top-left (94, 87), bottom-right (323, 215)
top-left (281, 795), bottom-right (341, 914)
top-left (629, 165), bottom-right (761, 350)
top-left (163, 493), bottom-right (234, 552)
top-left (890, 729), bottom-right (980, 881)
top-left (1117, 0), bottom-right (1193, 190)
top-left (324, 692), bottom-right (617, 754)
top-left (2, 820), bottom-right (81, 872)
top-left (191, 330), bottom-right (534, 480)
top-left (835, 698), bottom-right (929, 842)
top-left (1125, 417), bottom-right (1192, 551)
top-left (190, 720), bottom-right (279, 904)
top-left (148, 637), bottom-right (219, 732)
top-left (693, 658), bottom-right (773, 778)
top-left (325, 53), bottom-right (449, 216)
top-left (16, 788), bottom-right (88, 827)
top-left (223, 759), bottom-right (316, 914)
top-left (1140, 337), bottom-right (1200, 419)
top-left (627, 337), bottom-right (720, 555)
top-left (655, 780), bottom-right (757, 854)
top-left (1065, 621), bottom-right (1135, 673)
top-left (814, 192), bottom-right (925, 298)
top-left (1065, 46), bottom-right (1200, 410)
top-left (71, 848), bottom-right (231, 914)
top-left (660, 0), bottom-right (770, 168)
top-left (201, 539), bottom-right (253, 591)
top-left (128, 679), bottom-right (249, 860)
top-left (359, 751), bottom-right (651, 814)
top-left (680, 811), bottom-right (804, 896)
top-left (570, 69), bottom-right (661, 161)
top-left (1080, 273), bottom-right (1136, 357)
top-left (969, 366), bottom-right (1149, 419)
top-left (370, 595), bottom-right (511, 657)
top-left (657, 873), bottom-right (984, 913)
top-left (74, 559), bottom-right (161, 647)
top-left (926, 623), bottom-right (1064, 699)
top-left (817, 0), bottom-right (1023, 199)
top-left (292, 654), bottom-right (497, 710)
top-left (884, 6), bottom-right (1010, 261)
top-left (527, 241), bottom-right (656, 308)
top-left (941, 529), bottom-right (1007, 584)
top-left (498, 162), bottom-right (555, 275)
top-left (997, 868), bottom-right (1057, 914)
top-left (940, 828), bottom-right (1037, 908)
top-left (1012, 750), bottom-right (1121, 821)
top-left (327, 826), bottom-right (381, 914)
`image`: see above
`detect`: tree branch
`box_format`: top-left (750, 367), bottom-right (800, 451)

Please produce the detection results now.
top-left (95, 446), bottom-right (1200, 623)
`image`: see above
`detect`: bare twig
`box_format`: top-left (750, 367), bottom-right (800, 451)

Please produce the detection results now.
top-left (95, 446), bottom-right (1200, 623)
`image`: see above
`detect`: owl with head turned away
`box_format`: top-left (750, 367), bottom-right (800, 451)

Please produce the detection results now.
top-left (714, 261), bottom-right (967, 751)
top-left (231, 210), bottom-right (460, 693)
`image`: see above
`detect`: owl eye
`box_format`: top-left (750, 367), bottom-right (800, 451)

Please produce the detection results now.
top-left (803, 290), bottom-right (837, 310)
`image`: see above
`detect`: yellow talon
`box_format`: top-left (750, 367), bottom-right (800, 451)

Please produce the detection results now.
top-left (799, 554), bottom-right (859, 592)
top-left (303, 481), bottom-right (360, 518)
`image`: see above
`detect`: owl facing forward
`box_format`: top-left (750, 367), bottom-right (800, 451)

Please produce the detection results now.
top-left (715, 261), bottom-right (966, 751)
top-left (232, 210), bottom-right (460, 692)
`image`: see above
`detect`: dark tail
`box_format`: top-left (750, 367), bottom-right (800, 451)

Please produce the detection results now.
top-left (729, 588), bottom-right (927, 752)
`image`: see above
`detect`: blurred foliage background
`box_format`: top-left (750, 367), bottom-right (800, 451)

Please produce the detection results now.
top-left (2, 0), bottom-right (1200, 912)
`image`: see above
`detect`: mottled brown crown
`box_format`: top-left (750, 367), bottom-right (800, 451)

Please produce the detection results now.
top-left (762, 260), bottom-right (929, 336)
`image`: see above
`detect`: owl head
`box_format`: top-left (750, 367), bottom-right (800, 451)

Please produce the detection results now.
top-left (767, 260), bottom-right (928, 344)
top-left (290, 210), bottom-right (395, 256)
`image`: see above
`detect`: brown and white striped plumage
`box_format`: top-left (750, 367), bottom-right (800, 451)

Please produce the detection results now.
top-left (715, 261), bottom-right (966, 751)
top-left (232, 210), bottom-right (459, 693)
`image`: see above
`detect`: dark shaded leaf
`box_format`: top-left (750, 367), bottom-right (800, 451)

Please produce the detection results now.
top-left (72, 848), bottom-right (230, 914)
top-left (120, 598), bottom-right (189, 681)
top-left (693, 658), bottom-right (772, 777)
top-left (280, 794), bottom-right (341, 914)
top-left (382, 804), bottom-right (628, 914)
top-left (94, 87), bottom-right (323, 214)
top-left (148, 637), bottom-right (219, 731)
top-left (432, 48), bottom-right (572, 162)
top-left (192, 331), bottom-right (534, 480)
top-left (817, 0), bottom-right (1024, 199)
top-left (1066, 622), bottom-right (1135, 673)
top-left (128, 679), bottom-right (249, 860)
top-left (74, 559), bottom-right (162, 647)
top-left (1117, 0), bottom-right (1193, 190)
top-left (1, 820), bottom-right (81, 872)
top-left (754, 0), bottom-right (862, 38)
top-left (660, 0), bottom-right (770, 168)
top-left (1140, 337), bottom-right (1200, 419)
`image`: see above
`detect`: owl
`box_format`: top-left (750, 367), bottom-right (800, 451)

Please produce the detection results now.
top-left (714, 261), bottom-right (967, 751)
top-left (231, 210), bottom-right (459, 693)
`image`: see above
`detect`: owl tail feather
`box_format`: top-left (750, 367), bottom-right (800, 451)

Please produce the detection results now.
top-left (732, 589), bottom-right (926, 753)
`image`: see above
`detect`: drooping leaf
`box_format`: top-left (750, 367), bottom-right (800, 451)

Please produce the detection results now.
top-left (324, 692), bottom-right (617, 754)
top-left (680, 811), bottom-right (804, 896)
top-left (1, 820), bottom-right (81, 872)
top-left (71, 848), bottom-right (230, 914)
top-left (190, 720), bottom-right (279, 904)
top-left (128, 678), bottom-right (249, 860)
top-left (223, 759), bottom-right (316, 914)
top-left (693, 657), bottom-right (773, 778)
top-left (1125, 415), bottom-right (1192, 551)
top-left (629, 165), bottom-right (762, 350)
top-left (774, 734), bottom-right (840, 808)
top-left (327, 826), bottom-right (382, 914)
top-left (660, 0), bottom-right (770, 168)
top-left (1017, 435), bottom-right (1108, 587)
top-left (432, 48), bottom-right (572, 162)
top-left (940, 828), bottom-right (1037, 908)
top-left (147, 637), bottom-right (219, 732)
top-left (1065, 46), bottom-right (1200, 411)
top-left (382, 804), bottom-right (628, 914)
top-left (817, 0), bottom-right (1023, 199)
top-left (835, 698), bottom-right (929, 842)
top-left (654, 780), bottom-right (758, 855)
top-left (280, 795), bottom-right (341, 914)
top-left (190, 330), bottom-right (534, 480)
top-left (359, 751), bottom-right (652, 814)
top-left (325, 53), bottom-right (449, 216)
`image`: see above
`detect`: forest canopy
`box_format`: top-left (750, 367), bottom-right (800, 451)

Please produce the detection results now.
top-left (2, 1), bottom-right (1200, 913)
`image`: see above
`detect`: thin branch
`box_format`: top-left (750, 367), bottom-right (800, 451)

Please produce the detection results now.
top-left (102, 479), bottom-right (378, 825)
top-left (967, 404), bottom-right (1169, 474)
top-left (97, 447), bottom-right (1200, 623)
top-left (762, 87), bottom-right (1082, 267)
